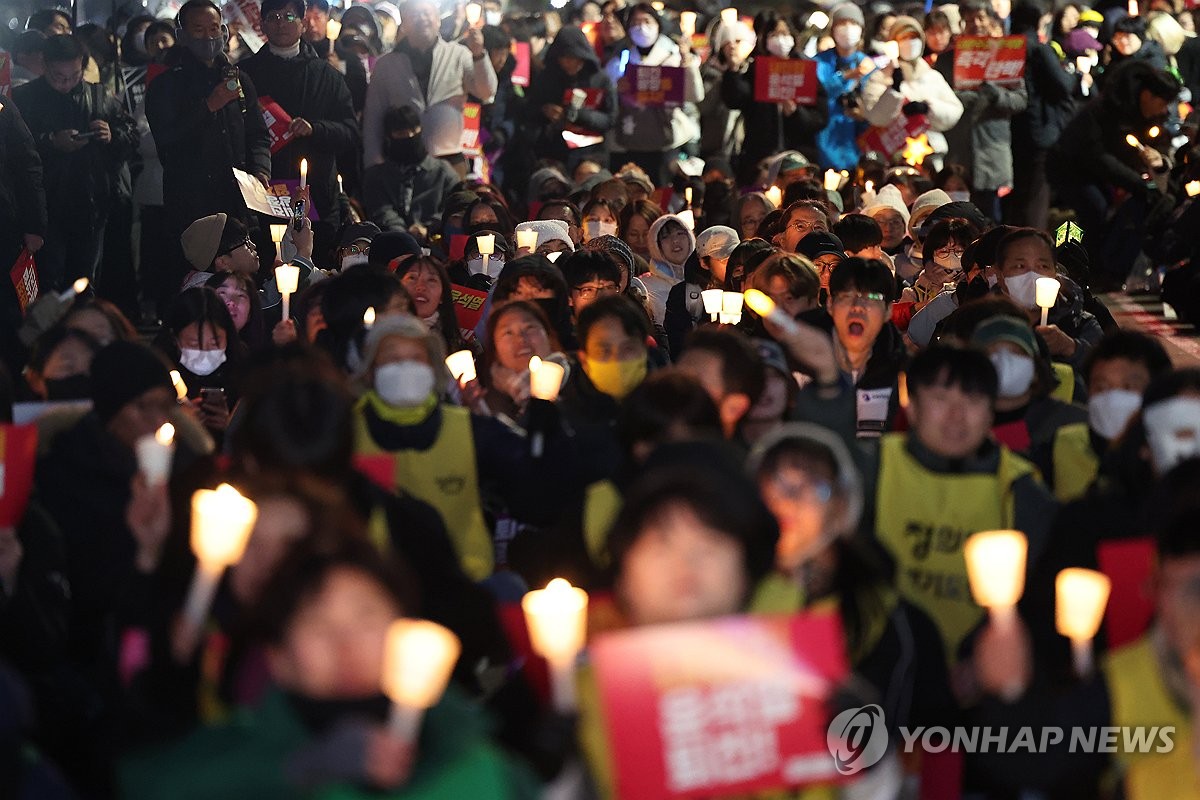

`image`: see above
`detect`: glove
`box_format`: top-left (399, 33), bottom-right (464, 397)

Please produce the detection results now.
top-left (902, 100), bottom-right (930, 117)
top-left (891, 67), bottom-right (904, 90)
top-left (977, 81), bottom-right (999, 103)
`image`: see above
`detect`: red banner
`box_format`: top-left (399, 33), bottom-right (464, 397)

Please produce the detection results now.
top-left (461, 102), bottom-right (482, 157)
top-left (259, 96), bottom-right (295, 155)
top-left (0, 424), bottom-right (38, 527)
top-left (592, 612), bottom-right (849, 798)
top-left (511, 41), bottom-right (531, 87)
top-left (618, 64), bottom-right (686, 107)
top-left (858, 113), bottom-right (930, 160)
top-left (10, 248), bottom-right (38, 314)
top-left (450, 283), bottom-right (487, 343)
top-left (1098, 537), bottom-right (1156, 649)
top-left (690, 34), bottom-right (711, 64)
top-left (0, 50), bottom-right (11, 98)
top-left (952, 35), bottom-right (1026, 89)
top-left (754, 57), bottom-right (819, 105)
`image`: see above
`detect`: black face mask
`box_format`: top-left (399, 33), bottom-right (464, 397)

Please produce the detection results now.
top-left (44, 373), bottom-right (92, 401)
top-left (284, 691), bottom-right (392, 735)
top-left (386, 135), bottom-right (426, 166)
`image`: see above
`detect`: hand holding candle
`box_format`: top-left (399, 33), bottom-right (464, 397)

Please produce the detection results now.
top-left (1055, 568), bottom-right (1111, 678)
top-left (382, 619), bottom-right (461, 740)
top-left (766, 185), bottom-right (783, 208)
top-left (446, 350), bottom-right (477, 384)
top-left (275, 264), bottom-right (300, 321)
top-left (522, 578), bottom-right (589, 712)
top-left (744, 288), bottom-right (799, 337)
top-left (363, 307), bottom-right (376, 329)
top-left (59, 277), bottom-right (89, 303)
top-left (135, 423), bottom-right (176, 487)
top-left (516, 229), bottom-right (539, 255)
top-left (701, 289), bottom-right (724, 322)
top-left (529, 356), bottom-right (565, 402)
top-left (1035, 276), bottom-right (1061, 326)
top-left (184, 484), bottom-right (257, 630)
top-left (476, 234), bottom-right (495, 276)
top-left (965, 529), bottom-right (1028, 699)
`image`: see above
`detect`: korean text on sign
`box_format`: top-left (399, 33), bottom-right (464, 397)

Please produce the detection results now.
top-left (753, 57), bottom-right (819, 105)
top-left (952, 35), bottom-right (1027, 89)
top-left (619, 64), bottom-right (686, 107)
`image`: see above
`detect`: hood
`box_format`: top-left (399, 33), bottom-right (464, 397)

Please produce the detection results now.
top-left (548, 25), bottom-right (601, 69)
top-left (1101, 58), bottom-right (1172, 119)
top-left (647, 214), bottom-right (697, 269)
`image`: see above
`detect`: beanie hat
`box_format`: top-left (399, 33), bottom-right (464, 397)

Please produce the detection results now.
top-left (515, 220), bottom-right (574, 251)
top-left (181, 213), bottom-right (228, 271)
top-left (796, 231), bottom-right (847, 260)
top-left (369, 230), bottom-right (422, 270)
top-left (339, 221), bottom-right (381, 249)
top-left (888, 15), bottom-right (925, 43)
top-left (861, 184), bottom-right (911, 226)
top-left (909, 188), bottom-right (952, 237)
top-left (695, 226), bottom-right (741, 260)
top-left (90, 341), bottom-right (174, 423)
top-left (582, 234), bottom-right (635, 276)
top-left (831, 3), bottom-right (865, 28)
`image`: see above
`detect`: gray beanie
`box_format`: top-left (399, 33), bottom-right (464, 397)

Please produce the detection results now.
top-left (831, 3), bottom-right (865, 27)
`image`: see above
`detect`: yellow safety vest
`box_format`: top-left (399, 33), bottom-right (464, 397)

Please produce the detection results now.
top-left (1051, 422), bottom-right (1100, 503)
top-left (875, 434), bottom-right (1036, 664)
top-left (1051, 362), bottom-right (1076, 404)
top-left (353, 401), bottom-right (494, 580)
top-left (1104, 634), bottom-right (1197, 799)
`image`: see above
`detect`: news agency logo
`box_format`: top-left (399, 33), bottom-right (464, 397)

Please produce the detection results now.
top-left (826, 704), bottom-right (889, 775)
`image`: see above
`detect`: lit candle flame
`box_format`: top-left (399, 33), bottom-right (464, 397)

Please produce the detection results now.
top-left (73, 277), bottom-right (89, 294)
top-left (1126, 134), bottom-right (1141, 148)
top-left (155, 423), bottom-right (175, 446)
top-left (363, 307), bottom-right (376, 328)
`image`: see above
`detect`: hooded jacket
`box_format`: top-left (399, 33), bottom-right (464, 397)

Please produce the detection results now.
top-left (642, 214), bottom-right (696, 325)
top-left (663, 251), bottom-right (717, 357)
top-left (239, 40), bottom-right (358, 231)
top-left (604, 30), bottom-right (705, 153)
top-left (525, 26), bottom-right (617, 166)
top-left (815, 47), bottom-right (875, 171)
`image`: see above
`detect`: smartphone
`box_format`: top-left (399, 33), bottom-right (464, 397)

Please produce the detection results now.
top-left (199, 386), bottom-right (227, 405)
top-left (293, 197), bottom-right (307, 231)
top-left (72, 130), bottom-right (102, 140)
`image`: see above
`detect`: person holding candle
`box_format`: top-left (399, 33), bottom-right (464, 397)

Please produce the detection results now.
top-left (662, 225), bottom-right (741, 357)
top-left (642, 213), bottom-right (697, 325)
top-left (392, 256), bottom-right (466, 355)
top-left (240, 0), bottom-right (358, 263)
top-left (477, 301), bottom-right (565, 420)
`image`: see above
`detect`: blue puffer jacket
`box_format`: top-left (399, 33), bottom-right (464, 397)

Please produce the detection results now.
top-left (814, 48), bottom-right (874, 170)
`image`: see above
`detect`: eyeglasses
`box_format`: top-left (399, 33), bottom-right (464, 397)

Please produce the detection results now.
top-left (770, 476), bottom-right (834, 504)
top-left (831, 291), bottom-right (886, 308)
top-left (263, 11), bottom-right (299, 22)
top-left (934, 246), bottom-right (965, 259)
top-left (573, 283), bottom-right (618, 299)
top-left (218, 237), bottom-right (254, 257)
top-left (342, 243), bottom-right (370, 255)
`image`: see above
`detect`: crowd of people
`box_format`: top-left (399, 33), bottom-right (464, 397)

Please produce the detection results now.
top-left (2, 0), bottom-right (1200, 797)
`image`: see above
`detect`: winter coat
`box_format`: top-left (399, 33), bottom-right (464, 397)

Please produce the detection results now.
top-left (1011, 34), bottom-right (1080, 156)
top-left (663, 251), bottom-right (716, 357)
top-left (698, 58), bottom-right (739, 163)
top-left (0, 94), bottom-right (46, 241)
top-left (12, 78), bottom-right (137, 229)
top-left (815, 48), bottom-right (874, 171)
top-left (862, 56), bottom-right (964, 159)
top-left (240, 42), bottom-right (358, 230)
top-left (641, 214), bottom-right (696, 325)
top-left (721, 56), bottom-right (829, 184)
top-left (524, 26), bottom-right (617, 168)
top-left (362, 155), bottom-right (460, 232)
top-left (934, 47), bottom-right (1028, 191)
top-left (604, 34), bottom-right (705, 153)
top-left (144, 49), bottom-right (272, 232)
top-left (362, 37), bottom-right (498, 165)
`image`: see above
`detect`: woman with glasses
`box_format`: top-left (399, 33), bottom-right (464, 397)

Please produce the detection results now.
top-left (902, 217), bottom-right (980, 310)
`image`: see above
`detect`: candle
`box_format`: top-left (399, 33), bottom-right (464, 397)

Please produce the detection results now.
top-left (808, 10), bottom-right (829, 28)
top-left (465, 1), bottom-right (481, 26)
top-left (476, 233), bottom-right (495, 277)
top-left (1126, 134), bottom-right (1141, 149)
top-left (59, 276), bottom-right (88, 302)
top-left (680, 10), bottom-right (696, 38)
top-left (270, 224), bottom-right (287, 245)
top-left (883, 40), bottom-right (900, 62)
top-left (135, 423), bottom-right (176, 487)
top-left (964, 530), bottom-right (1028, 630)
top-left (1128, 0), bottom-right (1138, 16)
top-left (1076, 56), bottom-right (1091, 75)
top-left (720, 7), bottom-right (738, 27)
top-left (529, 356), bottom-right (565, 401)
top-left (743, 288), bottom-right (800, 337)
top-left (363, 307), bottom-right (376, 329)
top-left (765, 185), bottom-right (783, 208)
top-left (1188, 181), bottom-right (1200, 198)
top-left (337, 173), bottom-right (344, 195)
top-left (522, 578), bottom-right (589, 711)
top-left (864, 180), bottom-right (874, 193)
top-left (299, 158), bottom-right (308, 190)
top-left (516, 229), bottom-right (539, 254)
top-left (275, 264), bottom-right (300, 321)
top-left (446, 350), bottom-right (477, 384)
top-left (684, 187), bottom-right (693, 207)
top-left (701, 288), bottom-right (724, 321)
top-left (326, 17), bottom-right (341, 41)
top-left (898, 372), bottom-right (909, 410)
top-left (1148, 125), bottom-right (1161, 139)
top-left (722, 291), bottom-right (744, 315)
top-left (823, 169), bottom-right (841, 191)
top-left (184, 484), bottom-right (257, 628)
top-left (170, 370), bottom-right (188, 402)
top-left (382, 619), bottom-right (461, 740)
top-left (570, 88), bottom-right (587, 109)
top-left (1035, 277), bottom-right (1061, 326)
top-left (1056, 568), bottom-right (1111, 678)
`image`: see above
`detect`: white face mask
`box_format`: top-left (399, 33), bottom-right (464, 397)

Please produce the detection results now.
top-left (932, 253), bottom-right (962, 281)
top-left (990, 350), bottom-right (1036, 399)
top-left (1088, 389), bottom-right (1143, 441)
top-left (342, 253), bottom-right (369, 269)
top-left (947, 190), bottom-right (971, 203)
top-left (1004, 271), bottom-right (1041, 310)
top-left (179, 347), bottom-right (227, 377)
top-left (767, 34), bottom-right (795, 57)
top-left (485, 10), bottom-right (502, 26)
top-left (1143, 397), bottom-right (1200, 474)
top-left (629, 24), bottom-right (658, 48)
top-left (467, 254), bottom-right (504, 277)
top-left (584, 220), bottom-right (618, 241)
top-left (986, 273), bottom-right (999, 288)
top-left (374, 361), bottom-right (436, 407)
top-left (898, 38), bottom-right (924, 61)
top-left (833, 24), bottom-right (862, 50)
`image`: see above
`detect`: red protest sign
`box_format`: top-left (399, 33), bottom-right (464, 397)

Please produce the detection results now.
top-left (690, 34), bottom-right (711, 64)
top-left (0, 50), bottom-right (11, 97)
top-left (10, 248), bottom-right (38, 314)
top-left (754, 57), bottom-right (819, 105)
top-left (461, 102), bottom-right (482, 157)
top-left (592, 611), bottom-right (849, 798)
top-left (450, 283), bottom-right (487, 342)
top-left (511, 41), bottom-right (531, 87)
top-left (1098, 537), bottom-right (1156, 649)
top-left (859, 113), bottom-right (930, 160)
top-left (952, 35), bottom-right (1026, 89)
top-left (259, 95), bottom-right (295, 155)
top-left (618, 64), bottom-right (686, 107)
top-left (0, 424), bottom-right (38, 527)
